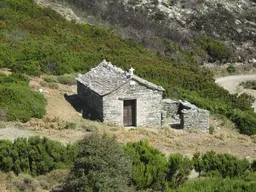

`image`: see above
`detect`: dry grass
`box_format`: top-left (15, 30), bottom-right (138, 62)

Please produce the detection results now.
top-left (39, 81), bottom-right (59, 89)
top-left (0, 172), bottom-right (8, 192)
top-left (7, 173), bottom-right (41, 192)
top-left (0, 169), bottom-right (68, 192)
top-left (36, 169), bottom-right (69, 190)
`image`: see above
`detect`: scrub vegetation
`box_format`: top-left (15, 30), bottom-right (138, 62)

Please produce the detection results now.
top-left (1, 135), bottom-right (255, 191)
top-left (0, 0), bottom-right (255, 134)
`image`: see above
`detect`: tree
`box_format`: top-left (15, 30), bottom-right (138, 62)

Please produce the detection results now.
top-left (63, 134), bottom-right (134, 192)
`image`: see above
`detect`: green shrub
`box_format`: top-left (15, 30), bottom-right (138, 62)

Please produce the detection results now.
top-left (86, 125), bottom-right (98, 132)
top-left (175, 174), bottom-right (256, 192)
top-left (0, 85), bottom-right (46, 122)
top-left (227, 64), bottom-right (236, 73)
top-left (0, 73), bottom-right (46, 122)
top-left (209, 126), bottom-right (215, 134)
top-left (192, 151), bottom-right (250, 178)
top-left (0, 137), bottom-right (78, 176)
top-left (229, 110), bottom-right (256, 135)
top-left (63, 134), bottom-right (134, 192)
top-left (166, 153), bottom-right (193, 188)
top-left (240, 80), bottom-right (256, 90)
top-left (57, 75), bottom-right (76, 85)
top-left (123, 140), bottom-right (168, 191)
top-left (195, 35), bottom-right (232, 62)
top-left (64, 121), bottom-right (76, 129)
top-left (43, 76), bottom-right (58, 83)
top-left (0, 73), bottom-right (29, 86)
top-left (251, 160), bottom-right (256, 171)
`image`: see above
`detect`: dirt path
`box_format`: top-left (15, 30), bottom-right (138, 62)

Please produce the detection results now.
top-left (215, 75), bottom-right (256, 111)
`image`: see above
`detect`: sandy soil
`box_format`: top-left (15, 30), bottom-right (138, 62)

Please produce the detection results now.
top-left (215, 75), bottom-right (256, 111)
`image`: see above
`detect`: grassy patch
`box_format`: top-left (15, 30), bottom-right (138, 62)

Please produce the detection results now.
top-left (57, 74), bottom-right (76, 85)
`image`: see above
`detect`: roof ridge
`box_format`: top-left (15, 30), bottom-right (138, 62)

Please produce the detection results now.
top-left (100, 59), bottom-right (128, 77)
top-left (77, 60), bottom-right (165, 96)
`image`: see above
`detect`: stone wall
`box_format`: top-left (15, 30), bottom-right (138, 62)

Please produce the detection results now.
top-left (161, 99), bottom-right (180, 127)
top-left (103, 80), bottom-right (163, 127)
top-left (181, 108), bottom-right (209, 131)
top-left (77, 81), bottom-right (103, 121)
top-left (162, 99), bottom-right (209, 130)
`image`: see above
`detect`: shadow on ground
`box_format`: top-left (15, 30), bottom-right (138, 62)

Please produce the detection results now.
top-left (64, 94), bottom-right (100, 121)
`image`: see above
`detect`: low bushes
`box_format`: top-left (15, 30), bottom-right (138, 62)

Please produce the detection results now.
top-left (123, 141), bottom-right (252, 191)
top-left (124, 140), bottom-right (168, 190)
top-left (44, 75), bottom-right (76, 86)
top-left (0, 73), bottom-right (46, 122)
top-left (192, 151), bottom-right (250, 178)
top-left (0, 137), bottom-right (78, 176)
top-left (57, 74), bottom-right (76, 85)
top-left (240, 80), bottom-right (256, 90)
top-left (175, 173), bottom-right (256, 192)
top-left (0, 136), bottom-right (255, 191)
top-left (195, 35), bottom-right (232, 62)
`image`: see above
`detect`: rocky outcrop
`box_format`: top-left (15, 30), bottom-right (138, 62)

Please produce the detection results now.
top-left (35, 0), bottom-right (256, 63)
top-left (123, 0), bottom-right (256, 61)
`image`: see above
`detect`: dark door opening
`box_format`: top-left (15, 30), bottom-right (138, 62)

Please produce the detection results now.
top-left (123, 100), bottom-right (136, 127)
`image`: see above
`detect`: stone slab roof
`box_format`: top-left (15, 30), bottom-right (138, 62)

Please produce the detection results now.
top-left (76, 60), bottom-right (165, 96)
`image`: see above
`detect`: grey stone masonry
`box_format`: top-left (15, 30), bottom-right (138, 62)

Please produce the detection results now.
top-left (77, 81), bottom-right (103, 121)
top-left (161, 99), bottom-right (209, 130)
top-left (161, 99), bottom-right (180, 126)
top-left (76, 60), bottom-right (165, 127)
top-left (180, 101), bottom-right (209, 131)
top-left (76, 60), bottom-right (209, 129)
top-left (103, 80), bottom-right (163, 127)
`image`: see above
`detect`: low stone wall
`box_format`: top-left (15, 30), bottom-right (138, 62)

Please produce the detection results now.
top-left (161, 99), bottom-right (180, 126)
top-left (162, 99), bottom-right (209, 130)
top-left (181, 108), bottom-right (209, 131)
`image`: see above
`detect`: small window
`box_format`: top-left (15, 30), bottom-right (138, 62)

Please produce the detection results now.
top-left (129, 80), bottom-right (136, 90)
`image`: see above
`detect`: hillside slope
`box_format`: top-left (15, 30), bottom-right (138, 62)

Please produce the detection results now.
top-left (0, 0), bottom-right (255, 134)
top-left (49, 0), bottom-right (256, 63)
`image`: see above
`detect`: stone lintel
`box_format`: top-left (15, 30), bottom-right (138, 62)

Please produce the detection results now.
top-left (118, 97), bottom-right (137, 100)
